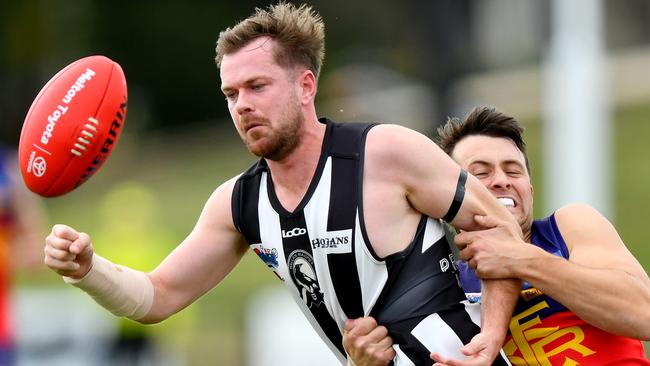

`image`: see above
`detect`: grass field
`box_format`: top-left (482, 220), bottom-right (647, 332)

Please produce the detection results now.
top-left (34, 102), bottom-right (650, 363)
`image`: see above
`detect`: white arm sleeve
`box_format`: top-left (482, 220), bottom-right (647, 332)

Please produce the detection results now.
top-left (63, 254), bottom-right (154, 320)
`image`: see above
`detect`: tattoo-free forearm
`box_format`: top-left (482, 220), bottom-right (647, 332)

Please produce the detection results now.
top-left (480, 278), bottom-right (520, 346)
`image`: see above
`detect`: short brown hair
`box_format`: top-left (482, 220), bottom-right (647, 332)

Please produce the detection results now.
top-left (437, 106), bottom-right (531, 175)
top-left (215, 2), bottom-right (325, 79)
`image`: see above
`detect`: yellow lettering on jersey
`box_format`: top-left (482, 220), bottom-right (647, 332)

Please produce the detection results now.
top-left (504, 300), bottom-right (595, 365)
top-left (562, 358), bottom-right (579, 366)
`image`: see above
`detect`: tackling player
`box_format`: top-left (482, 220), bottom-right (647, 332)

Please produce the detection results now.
top-left (344, 107), bottom-right (650, 365)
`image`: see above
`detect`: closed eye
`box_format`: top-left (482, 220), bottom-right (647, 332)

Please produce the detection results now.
top-left (223, 91), bottom-right (237, 102)
top-left (505, 168), bottom-right (525, 177)
top-left (473, 172), bottom-right (489, 178)
top-left (503, 162), bottom-right (526, 177)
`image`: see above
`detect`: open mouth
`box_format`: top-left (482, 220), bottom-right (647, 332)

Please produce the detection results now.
top-left (497, 197), bottom-right (515, 208)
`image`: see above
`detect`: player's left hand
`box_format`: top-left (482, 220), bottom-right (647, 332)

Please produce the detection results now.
top-left (454, 214), bottom-right (529, 279)
top-left (430, 332), bottom-right (501, 366)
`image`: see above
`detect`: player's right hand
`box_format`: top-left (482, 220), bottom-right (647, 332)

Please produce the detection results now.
top-left (44, 224), bottom-right (94, 279)
top-left (343, 317), bottom-right (395, 366)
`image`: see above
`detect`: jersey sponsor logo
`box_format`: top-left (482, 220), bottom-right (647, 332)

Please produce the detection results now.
top-left (282, 227), bottom-right (307, 238)
top-left (439, 253), bottom-right (456, 272)
top-left (287, 249), bottom-right (324, 308)
top-left (310, 229), bottom-right (352, 254)
top-left (252, 244), bottom-right (284, 281)
top-left (505, 299), bottom-right (595, 365)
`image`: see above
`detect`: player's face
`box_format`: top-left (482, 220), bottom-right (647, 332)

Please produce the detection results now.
top-left (220, 37), bottom-right (304, 160)
top-left (452, 135), bottom-right (534, 233)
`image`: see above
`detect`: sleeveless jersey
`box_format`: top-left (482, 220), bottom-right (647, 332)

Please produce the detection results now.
top-left (232, 119), bottom-right (511, 365)
top-left (457, 213), bottom-right (650, 365)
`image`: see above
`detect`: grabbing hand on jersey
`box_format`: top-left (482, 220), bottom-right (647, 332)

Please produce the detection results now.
top-left (342, 319), bottom-right (501, 366)
top-left (343, 317), bottom-right (395, 366)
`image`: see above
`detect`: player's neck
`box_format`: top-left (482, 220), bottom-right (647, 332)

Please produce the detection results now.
top-left (266, 118), bottom-right (326, 211)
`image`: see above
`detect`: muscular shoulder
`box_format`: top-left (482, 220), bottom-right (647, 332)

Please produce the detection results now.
top-left (553, 205), bottom-right (650, 285)
top-left (554, 203), bottom-right (619, 254)
top-left (365, 124), bottom-right (433, 162)
top-left (364, 124), bottom-right (463, 220)
top-left (364, 124), bottom-right (442, 183)
top-left (554, 203), bottom-right (609, 235)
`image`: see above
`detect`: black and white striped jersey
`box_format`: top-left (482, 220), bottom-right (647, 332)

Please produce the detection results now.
top-left (232, 119), bottom-right (511, 365)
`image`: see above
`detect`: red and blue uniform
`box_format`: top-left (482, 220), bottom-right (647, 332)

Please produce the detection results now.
top-left (457, 213), bottom-right (649, 365)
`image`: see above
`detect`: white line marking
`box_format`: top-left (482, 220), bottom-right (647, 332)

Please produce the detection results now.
top-left (33, 144), bottom-right (52, 156)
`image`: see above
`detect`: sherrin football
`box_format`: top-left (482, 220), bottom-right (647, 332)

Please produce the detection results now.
top-left (19, 55), bottom-right (127, 197)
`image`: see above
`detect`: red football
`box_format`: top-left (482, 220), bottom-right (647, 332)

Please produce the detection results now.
top-left (18, 55), bottom-right (127, 197)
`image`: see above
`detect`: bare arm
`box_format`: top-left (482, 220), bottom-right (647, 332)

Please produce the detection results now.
top-left (519, 204), bottom-right (650, 339)
top-left (365, 125), bottom-right (521, 234)
top-left (366, 125), bottom-right (519, 357)
top-left (45, 176), bottom-right (249, 324)
top-left (143, 177), bottom-right (249, 322)
top-left (458, 203), bottom-right (650, 340)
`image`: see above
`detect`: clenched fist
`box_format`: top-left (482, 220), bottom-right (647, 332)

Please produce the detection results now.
top-left (343, 317), bottom-right (395, 366)
top-left (44, 224), bottom-right (94, 279)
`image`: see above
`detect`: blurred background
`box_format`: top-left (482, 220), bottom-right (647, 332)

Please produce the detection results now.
top-left (1, 0), bottom-right (649, 364)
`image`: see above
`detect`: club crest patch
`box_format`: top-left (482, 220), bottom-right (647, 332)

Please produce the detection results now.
top-left (252, 244), bottom-right (284, 281)
top-left (287, 249), bottom-right (324, 308)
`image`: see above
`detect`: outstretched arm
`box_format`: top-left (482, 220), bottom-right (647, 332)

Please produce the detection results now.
top-left (44, 176), bottom-right (249, 323)
top-left (144, 177), bottom-right (248, 322)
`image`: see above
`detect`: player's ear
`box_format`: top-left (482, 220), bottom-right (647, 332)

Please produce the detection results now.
top-left (297, 69), bottom-right (317, 104)
top-left (530, 183), bottom-right (534, 199)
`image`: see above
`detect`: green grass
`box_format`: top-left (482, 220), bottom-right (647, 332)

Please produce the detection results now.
top-left (32, 104), bottom-right (650, 363)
